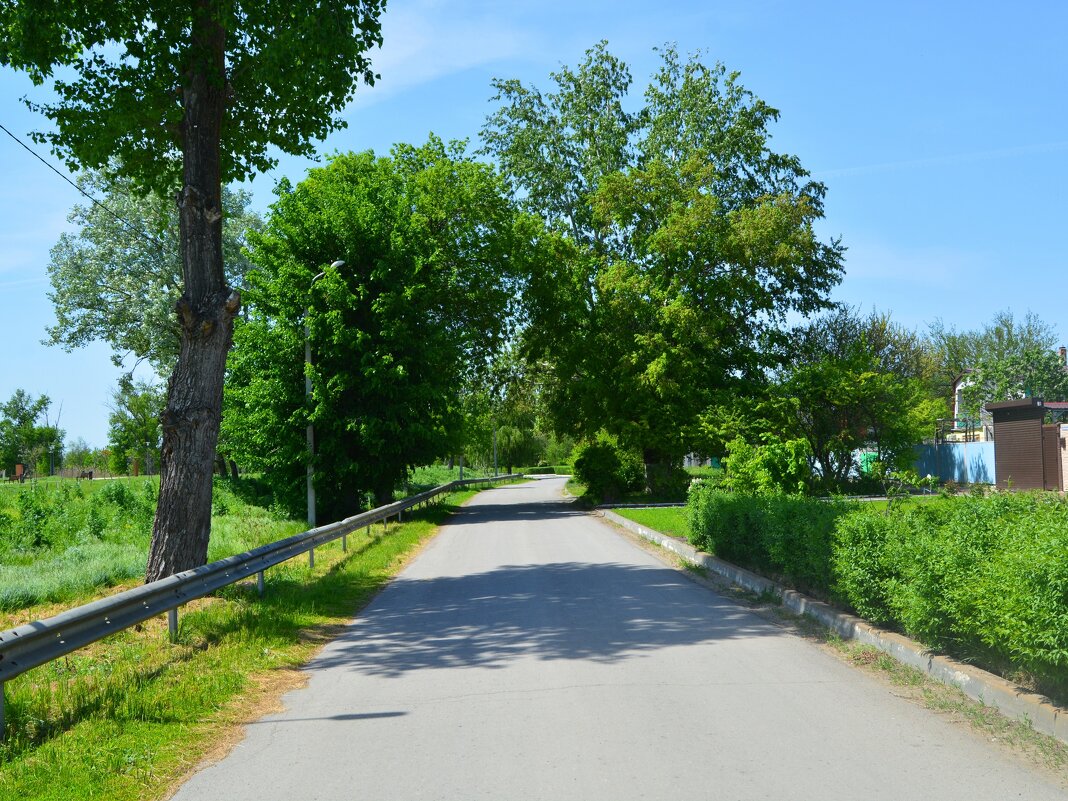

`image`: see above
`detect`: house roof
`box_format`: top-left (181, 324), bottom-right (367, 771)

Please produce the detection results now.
top-left (986, 399), bottom-right (1045, 411)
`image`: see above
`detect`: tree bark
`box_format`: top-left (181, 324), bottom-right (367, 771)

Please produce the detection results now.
top-left (146, 5), bottom-right (238, 582)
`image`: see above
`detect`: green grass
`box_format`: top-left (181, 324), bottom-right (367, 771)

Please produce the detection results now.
top-left (858, 494), bottom-right (947, 512)
top-left (404, 464), bottom-right (492, 494)
top-left (684, 465), bottom-right (723, 481)
top-left (0, 477), bottom-right (305, 612)
top-left (0, 488), bottom-right (482, 801)
top-left (613, 506), bottom-right (690, 540)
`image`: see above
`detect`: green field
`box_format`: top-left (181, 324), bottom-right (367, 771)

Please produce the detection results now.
top-left (0, 485), bottom-right (491, 801)
top-left (0, 476), bottom-right (306, 612)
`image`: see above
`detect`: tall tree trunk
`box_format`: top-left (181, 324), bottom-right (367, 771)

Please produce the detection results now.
top-left (146, 5), bottom-right (238, 582)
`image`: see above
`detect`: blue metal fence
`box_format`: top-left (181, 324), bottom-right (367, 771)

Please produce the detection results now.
top-left (913, 442), bottom-right (996, 484)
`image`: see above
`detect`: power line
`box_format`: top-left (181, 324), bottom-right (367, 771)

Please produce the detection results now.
top-left (0, 120), bottom-right (169, 252)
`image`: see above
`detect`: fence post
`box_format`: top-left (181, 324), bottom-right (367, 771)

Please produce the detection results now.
top-left (168, 608), bottom-right (178, 642)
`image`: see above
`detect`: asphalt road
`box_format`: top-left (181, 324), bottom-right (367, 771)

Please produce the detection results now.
top-left (172, 477), bottom-right (1067, 800)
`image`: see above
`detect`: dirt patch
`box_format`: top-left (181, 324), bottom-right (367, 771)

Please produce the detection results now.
top-left (161, 664), bottom-right (311, 800)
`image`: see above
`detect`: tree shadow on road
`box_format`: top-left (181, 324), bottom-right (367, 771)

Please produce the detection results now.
top-left (310, 560), bottom-right (782, 678)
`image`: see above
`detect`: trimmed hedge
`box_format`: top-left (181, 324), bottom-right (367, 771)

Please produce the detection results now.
top-left (687, 486), bottom-right (854, 596)
top-left (687, 484), bottom-right (1068, 695)
top-left (835, 493), bottom-right (1068, 688)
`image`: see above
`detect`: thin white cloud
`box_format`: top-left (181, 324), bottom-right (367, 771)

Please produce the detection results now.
top-left (842, 238), bottom-right (991, 289)
top-left (347, 1), bottom-right (538, 109)
top-left (815, 141), bottom-right (1068, 178)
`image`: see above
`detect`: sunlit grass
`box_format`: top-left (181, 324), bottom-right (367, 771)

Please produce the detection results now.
top-left (613, 506), bottom-right (690, 540)
top-left (0, 489), bottom-right (480, 801)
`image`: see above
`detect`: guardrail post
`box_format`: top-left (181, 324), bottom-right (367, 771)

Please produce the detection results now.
top-left (168, 608), bottom-right (178, 642)
top-left (309, 548), bottom-right (315, 569)
top-left (257, 570), bottom-right (265, 596)
top-left (1, 681), bottom-right (5, 740)
top-left (341, 533), bottom-right (347, 552)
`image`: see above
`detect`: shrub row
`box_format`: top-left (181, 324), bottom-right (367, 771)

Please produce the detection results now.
top-left (687, 485), bottom-right (1068, 693)
top-left (687, 486), bottom-right (854, 596)
top-left (517, 465), bottom-right (571, 476)
top-left (0, 480), bottom-right (157, 559)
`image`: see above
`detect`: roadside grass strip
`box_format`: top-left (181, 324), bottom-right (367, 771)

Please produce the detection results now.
top-left (0, 490), bottom-right (479, 801)
top-left (605, 505), bottom-right (1068, 775)
top-left (612, 506), bottom-right (689, 540)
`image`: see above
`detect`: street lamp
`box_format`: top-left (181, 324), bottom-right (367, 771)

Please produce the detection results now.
top-left (305, 260), bottom-right (345, 535)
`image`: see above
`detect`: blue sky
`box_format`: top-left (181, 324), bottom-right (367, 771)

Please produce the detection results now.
top-left (1, 0), bottom-right (1066, 446)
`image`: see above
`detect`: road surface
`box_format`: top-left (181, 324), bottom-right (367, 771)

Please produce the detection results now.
top-left (172, 476), bottom-right (1067, 800)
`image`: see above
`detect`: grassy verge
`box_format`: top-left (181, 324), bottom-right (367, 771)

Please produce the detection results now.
top-left (0, 477), bottom-right (306, 612)
top-left (616, 507), bottom-right (1068, 776)
top-left (612, 506), bottom-right (689, 540)
top-left (0, 488), bottom-right (482, 801)
top-left (828, 636), bottom-right (1068, 774)
top-left (404, 464), bottom-right (491, 494)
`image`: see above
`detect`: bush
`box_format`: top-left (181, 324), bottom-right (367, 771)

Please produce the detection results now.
top-left (570, 434), bottom-right (643, 502)
top-left (721, 437), bottom-right (812, 495)
top-left (687, 482), bottom-right (853, 596)
top-left (690, 485), bottom-right (1068, 696)
top-left (834, 493), bottom-right (1068, 689)
top-left (517, 466), bottom-right (570, 476)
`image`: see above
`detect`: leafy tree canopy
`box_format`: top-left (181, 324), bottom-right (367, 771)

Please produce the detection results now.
top-left (0, 389), bottom-right (64, 475)
top-left (0, 1), bottom-right (383, 194)
top-left (46, 171), bottom-right (262, 373)
top-left (224, 138), bottom-right (536, 516)
top-left (483, 43), bottom-right (844, 485)
top-left (928, 310), bottom-right (1068, 418)
top-left (768, 308), bottom-right (941, 488)
top-left (107, 377), bottom-right (165, 475)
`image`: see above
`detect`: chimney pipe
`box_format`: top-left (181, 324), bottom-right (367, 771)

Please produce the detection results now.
top-left (1061, 346), bottom-right (1067, 366)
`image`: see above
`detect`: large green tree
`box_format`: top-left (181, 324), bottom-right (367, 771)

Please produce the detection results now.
top-left (107, 378), bottom-right (165, 475)
top-left (0, 390), bottom-right (64, 476)
top-left (1, 1), bottom-right (384, 579)
top-left (770, 309), bottom-right (941, 487)
top-left (484, 43), bottom-right (843, 489)
top-left (46, 171), bottom-right (262, 374)
top-left (929, 310), bottom-right (1068, 419)
top-left (224, 139), bottom-right (530, 517)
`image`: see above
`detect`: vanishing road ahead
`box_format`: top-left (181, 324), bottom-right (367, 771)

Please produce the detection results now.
top-left (173, 477), bottom-right (1067, 800)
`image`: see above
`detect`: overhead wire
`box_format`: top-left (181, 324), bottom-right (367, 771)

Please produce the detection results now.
top-left (0, 119), bottom-right (169, 252)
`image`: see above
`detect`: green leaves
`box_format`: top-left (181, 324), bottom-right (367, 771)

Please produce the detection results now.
top-left (486, 43), bottom-right (844, 473)
top-left (1, 1), bottom-right (385, 195)
top-left (930, 310), bottom-right (1068, 419)
top-left (224, 139), bottom-right (528, 517)
top-left (45, 172), bottom-right (261, 373)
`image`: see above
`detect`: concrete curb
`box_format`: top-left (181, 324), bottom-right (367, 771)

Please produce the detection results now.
top-left (600, 508), bottom-right (1068, 746)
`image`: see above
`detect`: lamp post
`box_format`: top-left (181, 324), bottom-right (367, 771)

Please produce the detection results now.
top-left (305, 260), bottom-right (345, 540)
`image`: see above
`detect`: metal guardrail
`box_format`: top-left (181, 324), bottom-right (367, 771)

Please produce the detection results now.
top-left (0, 474), bottom-right (519, 735)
